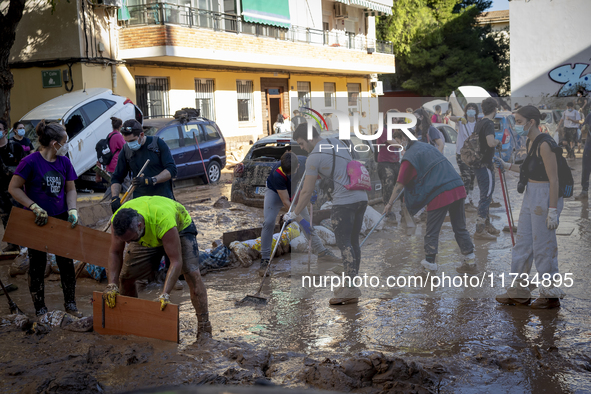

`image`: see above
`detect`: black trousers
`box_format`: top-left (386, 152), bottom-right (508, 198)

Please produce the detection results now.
top-left (331, 201), bottom-right (368, 277)
top-left (424, 198), bottom-right (474, 256)
top-left (28, 212), bottom-right (76, 312)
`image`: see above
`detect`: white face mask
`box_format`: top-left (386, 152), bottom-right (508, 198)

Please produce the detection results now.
top-left (55, 141), bottom-right (69, 156)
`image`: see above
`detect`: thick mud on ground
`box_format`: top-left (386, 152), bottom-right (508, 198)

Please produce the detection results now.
top-left (1, 166), bottom-right (591, 393)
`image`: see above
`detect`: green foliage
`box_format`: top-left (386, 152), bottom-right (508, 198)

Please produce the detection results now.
top-left (377, 0), bottom-right (509, 96)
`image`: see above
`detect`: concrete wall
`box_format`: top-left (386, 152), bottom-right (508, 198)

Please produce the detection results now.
top-left (290, 0), bottom-right (323, 29)
top-left (510, 0), bottom-right (591, 97)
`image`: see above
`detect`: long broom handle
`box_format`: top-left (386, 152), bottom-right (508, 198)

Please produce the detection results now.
top-left (360, 188), bottom-right (404, 248)
top-left (502, 169), bottom-right (515, 228)
top-left (193, 132), bottom-right (210, 183)
top-left (255, 176), bottom-right (305, 290)
top-left (498, 167), bottom-right (515, 246)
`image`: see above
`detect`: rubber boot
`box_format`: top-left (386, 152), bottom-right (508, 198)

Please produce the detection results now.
top-left (65, 302), bottom-right (83, 318)
top-left (485, 217), bottom-right (500, 236)
top-left (474, 218), bottom-right (497, 240)
top-left (317, 249), bottom-right (341, 264)
top-left (420, 259), bottom-right (438, 271)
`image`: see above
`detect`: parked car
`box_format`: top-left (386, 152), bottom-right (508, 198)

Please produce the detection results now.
top-left (231, 131), bottom-right (383, 208)
top-left (18, 88), bottom-right (143, 187)
top-left (448, 86), bottom-right (491, 116)
top-left (143, 115), bottom-right (226, 183)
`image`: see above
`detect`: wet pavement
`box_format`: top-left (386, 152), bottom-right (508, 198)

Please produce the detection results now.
top-left (1, 164), bottom-right (591, 393)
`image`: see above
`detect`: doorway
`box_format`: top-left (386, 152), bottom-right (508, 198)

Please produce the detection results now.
top-left (266, 87), bottom-right (283, 135)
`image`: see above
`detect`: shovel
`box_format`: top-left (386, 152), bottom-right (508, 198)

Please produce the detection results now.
top-left (0, 277), bottom-right (24, 314)
top-left (498, 167), bottom-right (515, 246)
top-left (239, 177), bottom-right (304, 305)
top-left (360, 188), bottom-right (404, 248)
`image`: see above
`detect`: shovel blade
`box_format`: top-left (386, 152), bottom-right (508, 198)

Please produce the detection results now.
top-left (239, 294), bottom-right (269, 305)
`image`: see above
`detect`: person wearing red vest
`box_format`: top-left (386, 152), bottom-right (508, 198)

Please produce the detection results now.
top-left (258, 151), bottom-right (339, 276)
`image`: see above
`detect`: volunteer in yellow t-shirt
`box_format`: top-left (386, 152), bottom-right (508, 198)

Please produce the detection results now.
top-left (103, 196), bottom-right (211, 339)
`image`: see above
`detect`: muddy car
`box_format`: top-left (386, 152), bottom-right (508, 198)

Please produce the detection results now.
top-left (231, 131), bottom-right (383, 208)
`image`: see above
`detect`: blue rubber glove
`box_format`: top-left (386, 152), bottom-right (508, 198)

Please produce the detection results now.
top-left (310, 189), bottom-right (318, 204)
top-left (298, 219), bottom-right (312, 235)
top-left (493, 156), bottom-right (510, 172)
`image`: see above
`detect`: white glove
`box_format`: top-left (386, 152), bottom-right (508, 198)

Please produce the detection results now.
top-left (283, 212), bottom-right (296, 223)
top-left (546, 207), bottom-right (558, 230)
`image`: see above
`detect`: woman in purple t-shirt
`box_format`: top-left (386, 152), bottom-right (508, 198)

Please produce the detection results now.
top-left (8, 121), bottom-right (81, 317)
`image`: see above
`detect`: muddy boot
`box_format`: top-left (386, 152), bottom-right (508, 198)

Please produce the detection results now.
top-left (456, 253), bottom-right (477, 274)
top-left (329, 285), bottom-right (361, 306)
top-left (465, 200), bottom-right (477, 213)
top-left (485, 217), bottom-right (500, 236)
top-left (420, 258), bottom-right (438, 272)
top-left (65, 302), bottom-right (83, 318)
top-left (258, 258), bottom-right (270, 277)
top-left (530, 298), bottom-right (560, 309)
top-left (35, 306), bottom-right (48, 317)
top-left (329, 265), bottom-right (344, 275)
top-left (495, 292), bottom-right (531, 305)
top-left (474, 218), bottom-right (497, 240)
top-left (197, 313), bottom-right (212, 340)
top-left (575, 190), bottom-right (588, 200)
top-left (490, 200), bottom-right (502, 208)
top-left (317, 249), bottom-right (340, 264)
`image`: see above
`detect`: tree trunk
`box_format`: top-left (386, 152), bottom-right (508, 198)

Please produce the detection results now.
top-left (0, 0), bottom-right (27, 125)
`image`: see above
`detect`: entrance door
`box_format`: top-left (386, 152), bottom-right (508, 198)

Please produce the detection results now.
top-left (265, 87), bottom-right (283, 135)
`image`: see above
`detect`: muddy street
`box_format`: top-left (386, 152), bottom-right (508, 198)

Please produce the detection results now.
top-left (1, 164), bottom-right (591, 394)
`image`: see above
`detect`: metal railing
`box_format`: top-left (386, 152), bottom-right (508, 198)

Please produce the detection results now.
top-left (125, 3), bottom-right (394, 55)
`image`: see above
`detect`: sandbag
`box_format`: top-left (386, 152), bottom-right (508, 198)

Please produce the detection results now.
top-left (315, 225), bottom-right (336, 245)
top-left (361, 205), bottom-right (385, 235)
top-left (229, 241), bottom-right (259, 268)
top-left (290, 234), bottom-right (309, 253)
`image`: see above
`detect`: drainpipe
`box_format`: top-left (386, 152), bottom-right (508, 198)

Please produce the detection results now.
top-left (112, 63), bottom-right (117, 90)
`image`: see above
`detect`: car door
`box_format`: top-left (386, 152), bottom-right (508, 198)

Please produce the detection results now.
top-left (200, 122), bottom-right (225, 166)
top-left (180, 124), bottom-right (204, 178)
top-left (155, 125), bottom-right (183, 178)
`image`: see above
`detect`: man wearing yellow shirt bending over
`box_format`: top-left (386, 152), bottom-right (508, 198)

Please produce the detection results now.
top-left (103, 196), bottom-right (211, 339)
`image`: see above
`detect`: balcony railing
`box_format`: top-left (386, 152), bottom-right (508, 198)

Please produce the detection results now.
top-left (125, 3), bottom-right (394, 55)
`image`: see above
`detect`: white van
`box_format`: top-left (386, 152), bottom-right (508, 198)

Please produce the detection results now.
top-left (19, 88), bottom-right (142, 182)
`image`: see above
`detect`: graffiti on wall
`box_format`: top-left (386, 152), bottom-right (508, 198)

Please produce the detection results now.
top-left (548, 63), bottom-right (591, 96)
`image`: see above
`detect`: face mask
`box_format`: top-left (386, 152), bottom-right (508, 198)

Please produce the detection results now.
top-left (466, 109), bottom-right (476, 117)
top-left (127, 137), bottom-right (142, 151)
top-left (17, 128), bottom-right (25, 137)
top-left (514, 122), bottom-right (530, 136)
top-left (55, 142), bottom-right (69, 156)
top-left (0, 131), bottom-right (4, 138)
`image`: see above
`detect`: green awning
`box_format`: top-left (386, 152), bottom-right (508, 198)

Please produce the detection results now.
top-left (241, 0), bottom-right (291, 29)
top-left (350, 0), bottom-right (393, 15)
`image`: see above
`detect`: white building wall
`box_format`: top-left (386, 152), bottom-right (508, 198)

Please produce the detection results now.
top-left (510, 0), bottom-right (591, 97)
top-left (289, 0), bottom-right (323, 29)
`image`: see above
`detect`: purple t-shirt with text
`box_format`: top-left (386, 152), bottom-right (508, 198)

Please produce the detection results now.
top-left (14, 152), bottom-right (78, 216)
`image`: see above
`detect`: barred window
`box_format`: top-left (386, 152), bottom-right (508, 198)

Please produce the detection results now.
top-left (347, 83), bottom-right (360, 108)
top-left (237, 80), bottom-right (254, 122)
top-left (135, 76), bottom-right (170, 118)
top-left (324, 82), bottom-right (335, 108)
top-left (297, 81), bottom-right (311, 108)
top-left (195, 78), bottom-right (215, 120)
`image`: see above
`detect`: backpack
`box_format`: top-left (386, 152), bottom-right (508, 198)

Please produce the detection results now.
top-left (525, 134), bottom-right (574, 198)
top-left (96, 132), bottom-right (115, 165)
top-left (345, 160), bottom-right (372, 191)
top-left (460, 118), bottom-right (490, 167)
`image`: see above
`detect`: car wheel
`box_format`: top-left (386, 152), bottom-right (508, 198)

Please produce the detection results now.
top-left (204, 161), bottom-right (221, 183)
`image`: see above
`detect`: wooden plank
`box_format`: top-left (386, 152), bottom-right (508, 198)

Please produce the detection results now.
top-left (2, 207), bottom-right (111, 268)
top-left (92, 291), bottom-right (179, 343)
top-left (223, 224), bottom-right (281, 246)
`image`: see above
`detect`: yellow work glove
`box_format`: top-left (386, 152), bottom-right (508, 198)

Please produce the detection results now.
top-left (158, 293), bottom-right (170, 311)
top-left (29, 203), bottom-right (48, 226)
top-left (67, 209), bottom-right (78, 228)
top-left (460, 117), bottom-right (468, 125)
top-left (103, 284), bottom-right (119, 308)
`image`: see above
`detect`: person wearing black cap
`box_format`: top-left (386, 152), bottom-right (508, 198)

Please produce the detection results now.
top-left (110, 119), bottom-right (177, 212)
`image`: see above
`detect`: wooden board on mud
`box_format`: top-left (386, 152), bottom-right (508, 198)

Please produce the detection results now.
top-left (2, 207), bottom-right (111, 268)
top-left (92, 291), bottom-right (179, 343)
